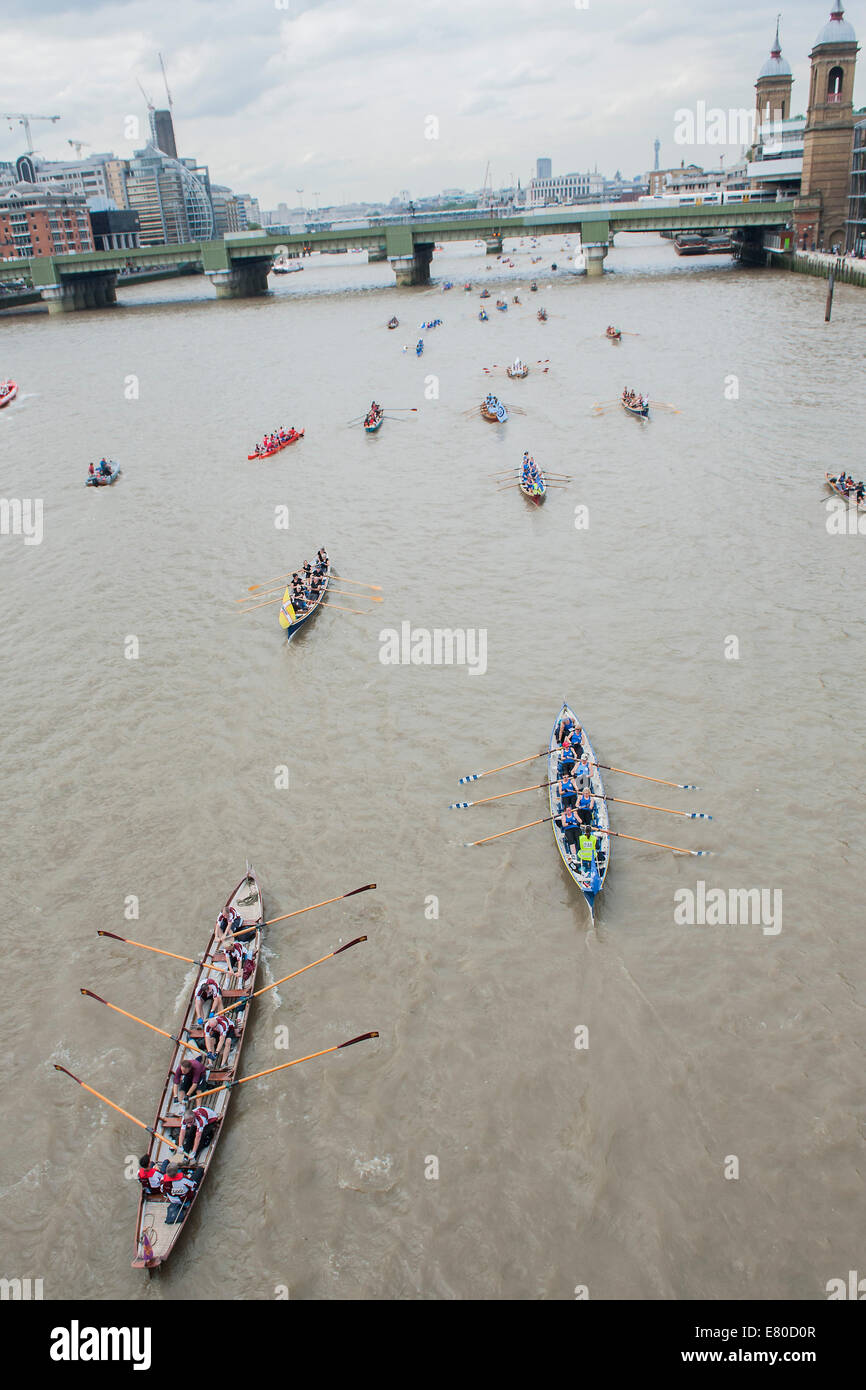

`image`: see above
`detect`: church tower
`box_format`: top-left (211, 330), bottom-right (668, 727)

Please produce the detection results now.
top-left (795, 4), bottom-right (859, 248)
top-left (754, 16), bottom-right (794, 139)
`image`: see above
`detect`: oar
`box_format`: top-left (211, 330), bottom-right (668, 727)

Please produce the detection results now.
top-left (324, 601), bottom-right (376, 616)
top-left (230, 882), bottom-right (376, 939)
top-left (196, 1032), bottom-right (380, 1100)
top-left (217, 936), bottom-right (367, 1017)
top-left (463, 816), bottom-right (708, 855)
top-left (383, 406), bottom-right (419, 412)
top-left (54, 1065), bottom-right (182, 1151)
top-left (450, 782), bottom-right (711, 817)
top-left (236, 585), bottom-right (382, 604)
top-left (330, 574), bottom-right (382, 590)
top-left (458, 751), bottom-right (547, 784)
top-left (97, 931), bottom-right (233, 973)
top-left (586, 760), bottom-right (699, 790)
top-left (80, 989), bottom-right (207, 1055)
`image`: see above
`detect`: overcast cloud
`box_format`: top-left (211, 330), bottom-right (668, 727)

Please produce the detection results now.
top-left (5, 1), bottom-right (864, 207)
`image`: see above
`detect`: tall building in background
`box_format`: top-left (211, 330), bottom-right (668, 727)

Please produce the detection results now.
top-left (235, 193), bottom-right (261, 228)
top-left (124, 148), bottom-right (214, 244)
top-left (150, 108), bottom-right (178, 159)
top-left (748, 22), bottom-right (803, 200)
top-left (210, 184), bottom-right (240, 235)
top-left (754, 17), bottom-right (794, 130)
top-left (536, 157), bottom-right (552, 179)
top-left (0, 183), bottom-right (94, 257)
top-left (654, 138), bottom-right (661, 171)
top-left (847, 116), bottom-right (866, 251)
top-left (795, 4), bottom-right (860, 248)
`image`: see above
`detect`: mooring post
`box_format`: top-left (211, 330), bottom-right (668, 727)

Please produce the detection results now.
top-left (825, 265), bottom-right (836, 322)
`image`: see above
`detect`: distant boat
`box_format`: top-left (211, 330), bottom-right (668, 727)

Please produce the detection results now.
top-left (272, 256), bottom-right (303, 274)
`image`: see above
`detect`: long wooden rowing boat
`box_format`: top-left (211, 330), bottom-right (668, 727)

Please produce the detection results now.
top-left (537, 309), bottom-right (547, 322)
top-left (0, 379), bottom-right (17, 408)
top-left (387, 317), bottom-right (399, 329)
top-left (131, 864), bottom-right (264, 1270)
top-left (506, 362), bottom-right (529, 379)
top-left (825, 471), bottom-right (865, 508)
top-left (548, 704), bottom-right (610, 921)
top-left (280, 554), bottom-right (331, 641)
top-left (621, 397), bottom-right (649, 420)
top-left (248, 429), bottom-right (304, 460)
top-left (364, 411), bottom-right (384, 433)
top-left (606, 328), bottom-right (622, 342)
top-left (519, 466), bottom-right (546, 506)
top-left (480, 398), bottom-right (508, 422)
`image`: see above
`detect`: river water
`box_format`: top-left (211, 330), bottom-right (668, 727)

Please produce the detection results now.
top-left (1, 234), bottom-right (864, 1300)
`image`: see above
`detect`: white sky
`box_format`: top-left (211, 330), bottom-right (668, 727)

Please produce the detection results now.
top-left (5, 1), bottom-right (864, 207)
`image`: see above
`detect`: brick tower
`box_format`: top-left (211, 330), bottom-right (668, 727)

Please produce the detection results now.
top-left (795, 5), bottom-right (859, 249)
top-left (754, 17), bottom-right (794, 139)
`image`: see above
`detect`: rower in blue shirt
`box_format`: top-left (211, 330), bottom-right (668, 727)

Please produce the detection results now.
top-left (558, 773), bottom-right (578, 810)
top-left (557, 806), bottom-right (581, 859)
top-left (577, 790), bottom-right (594, 828)
top-left (557, 741), bottom-right (577, 779)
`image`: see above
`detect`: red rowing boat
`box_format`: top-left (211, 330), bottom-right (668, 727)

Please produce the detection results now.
top-left (248, 429), bottom-right (304, 460)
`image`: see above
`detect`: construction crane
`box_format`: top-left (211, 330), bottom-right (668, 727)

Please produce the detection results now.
top-left (158, 52), bottom-right (173, 109)
top-left (67, 139), bottom-right (90, 157)
top-left (137, 79), bottom-right (154, 113)
top-left (2, 113), bottom-right (60, 154)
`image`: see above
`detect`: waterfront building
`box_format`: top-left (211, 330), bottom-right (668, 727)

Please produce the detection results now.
top-left (536, 157), bottom-right (552, 179)
top-left (211, 184), bottom-right (240, 235)
top-left (124, 147), bottom-right (214, 244)
top-left (235, 194), bottom-right (261, 228)
top-left (88, 207), bottom-right (141, 250)
top-left (528, 170), bottom-right (605, 206)
top-left (846, 116), bottom-right (866, 252)
top-left (795, 4), bottom-right (860, 250)
top-left (0, 183), bottom-right (94, 258)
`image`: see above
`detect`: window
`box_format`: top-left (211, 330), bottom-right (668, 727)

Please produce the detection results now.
top-left (828, 66), bottom-right (844, 103)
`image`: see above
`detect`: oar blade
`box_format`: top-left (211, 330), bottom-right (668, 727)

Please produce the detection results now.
top-left (333, 935), bottom-right (368, 955)
top-left (339, 1031), bottom-right (380, 1048)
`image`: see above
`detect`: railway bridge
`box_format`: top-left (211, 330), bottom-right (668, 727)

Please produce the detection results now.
top-left (0, 201), bottom-right (795, 312)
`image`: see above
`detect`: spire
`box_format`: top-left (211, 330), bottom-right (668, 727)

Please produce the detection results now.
top-left (772, 14), bottom-right (782, 57)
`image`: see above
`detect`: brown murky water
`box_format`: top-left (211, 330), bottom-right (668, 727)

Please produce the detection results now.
top-left (2, 235), bottom-right (864, 1299)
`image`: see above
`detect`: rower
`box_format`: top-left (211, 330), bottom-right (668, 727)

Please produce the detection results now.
top-left (555, 711), bottom-right (576, 745)
top-left (138, 1155), bottom-right (169, 1192)
top-left (558, 772), bottom-right (578, 810)
top-left (557, 740), bottom-right (577, 779)
top-left (576, 789), bottom-right (594, 828)
top-left (574, 753), bottom-right (592, 790)
top-left (179, 1103), bottom-right (221, 1157)
top-left (226, 903), bottom-right (253, 943)
top-left (171, 1055), bottom-right (207, 1107)
top-left (193, 977), bottom-right (223, 1028)
top-left (162, 1162), bottom-right (204, 1224)
top-left (557, 805), bottom-right (582, 860)
top-left (88, 462), bottom-right (95, 477)
top-left (202, 1012), bottom-right (239, 1069)
top-left (213, 910), bottom-right (230, 948)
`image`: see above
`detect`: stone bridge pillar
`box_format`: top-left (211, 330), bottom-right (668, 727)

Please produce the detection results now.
top-left (40, 271), bottom-right (118, 313)
top-left (389, 241), bottom-right (433, 286)
top-left (485, 236), bottom-right (503, 254)
top-left (583, 244), bottom-right (609, 277)
top-left (205, 258), bottom-right (271, 299)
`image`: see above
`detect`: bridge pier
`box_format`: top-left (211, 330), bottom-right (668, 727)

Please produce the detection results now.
top-left (41, 272), bottom-right (118, 314)
top-left (389, 242), bottom-right (433, 287)
top-left (583, 244), bottom-right (609, 277)
top-left (485, 237), bottom-right (503, 254)
top-left (206, 259), bottom-right (271, 300)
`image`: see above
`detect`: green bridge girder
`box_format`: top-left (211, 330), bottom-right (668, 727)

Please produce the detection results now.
top-left (0, 202), bottom-right (794, 286)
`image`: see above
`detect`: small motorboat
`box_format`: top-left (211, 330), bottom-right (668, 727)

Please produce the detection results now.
top-left (86, 462), bottom-right (121, 486)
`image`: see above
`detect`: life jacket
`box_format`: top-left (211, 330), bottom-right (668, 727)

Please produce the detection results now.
top-left (579, 833), bottom-right (596, 861)
top-left (138, 1165), bottom-right (162, 1190)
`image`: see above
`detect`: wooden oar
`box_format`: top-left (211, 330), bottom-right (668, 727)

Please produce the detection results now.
top-left (330, 574), bottom-right (382, 590)
top-left (54, 1065), bottom-right (181, 1151)
top-left (458, 751), bottom-right (547, 784)
top-left (450, 782), bottom-right (711, 817)
top-left (196, 1032), bottom-right (380, 1100)
top-left (229, 882), bottom-right (376, 940)
top-left (464, 816), bottom-right (708, 854)
top-left (586, 760), bottom-right (699, 790)
top-left (80, 989), bottom-right (207, 1055)
top-left (237, 585), bottom-right (382, 604)
top-left (217, 936), bottom-right (367, 1017)
top-left (97, 931), bottom-right (232, 972)
top-left (324, 601), bottom-right (376, 616)
top-left (239, 593), bottom-right (374, 617)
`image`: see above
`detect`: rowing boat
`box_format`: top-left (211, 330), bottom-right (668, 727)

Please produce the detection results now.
top-left (519, 466), bottom-right (546, 505)
top-left (364, 410), bottom-right (384, 433)
top-left (606, 328), bottom-right (622, 342)
top-left (247, 429), bottom-right (304, 460)
top-left (478, 310), bottom-right (488, 321)
top-left (506, 361), bottom-right (529, 379)
top-left (131, 864), bottom-right (264, 1270)
top-left (537, 309), bottom-right (547, 322)
top-left (85, 464), bottom-right (121, 486)
top-left (495, 300), bottom-right (508, 312)
top-left (480, 289), bottom-right (491, 299)
top-left (825, 471), bottom-right (865, 508)
top-left (548, 704), bottom-right (610, 921)
top-left (0, 379), bottom-right (17, 408)
top-left (621, 398), bottom-right (649, 420)
top-left (387, 316), bottom-right (399, 329)
top-left (280, 554), bottom-right (331, 641)
top-left (530, 281), bottom-right (538, 292)
top-left (480, 398), bottom-right (508, 423)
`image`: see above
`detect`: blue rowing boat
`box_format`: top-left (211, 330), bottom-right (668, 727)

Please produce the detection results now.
top-left (85, 464), bottom-right (121, 486)
top-left (279, 556), bottom-right (331, 642)
top-left (547, 702), bottom-right (610, 921)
